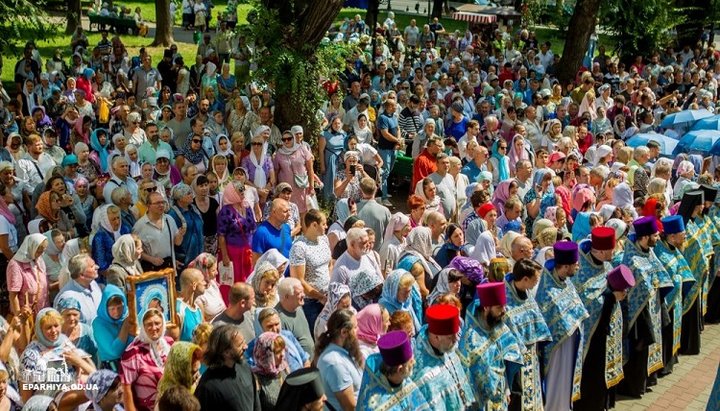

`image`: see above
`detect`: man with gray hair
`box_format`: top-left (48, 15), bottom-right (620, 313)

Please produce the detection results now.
top-left (331, 227), bottom-right (383, 285)
top-left (104, 155), bottom-right (138, 205)
top-left (54, 253), bottom-right (102, 324)
top-left (630, 146), bottom-right (651, 197)
top-left (275, 277), bottom-right (314, 356)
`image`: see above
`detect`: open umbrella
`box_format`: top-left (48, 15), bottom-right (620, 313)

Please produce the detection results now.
top-left (673, 130), bottom-right (720, 155)
top-left (626, 133), bottom-right (678, 156)
top-left (691, 115), bottom-right (720, 131)
top-left (660, 109), bottom-right (714, 128)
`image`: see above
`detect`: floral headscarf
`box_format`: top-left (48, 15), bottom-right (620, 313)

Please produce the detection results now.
top-left (135, 308), bottom-right (171, 368)
top-left (350, 270), bottom-right (383, 309)
top-left (252, 332), bottom-right (289, 377)
top-left (317, 283), bottom-right (352, 325)
top-left (157, 341), bottom-right (201, 396)
top-left (85, 370), bottom-right (120, 408)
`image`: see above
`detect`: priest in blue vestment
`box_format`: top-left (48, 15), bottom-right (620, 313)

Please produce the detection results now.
top-left (573, 227), bottom-right (634, 410)
top-left (412, 304), bottom-right (475, 410)
top-left (504, 258), bottom-right (551, 411)
top-left (458, 282), bottom-right (523, 411)
top-left (357, 330), bottom-right (431, 411)
top-left (536, 241), bottom-right (589, 411)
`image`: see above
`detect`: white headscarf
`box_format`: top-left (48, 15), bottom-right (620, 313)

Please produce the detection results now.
top-left (471, 231), bottom-right (496, 265)
top-left (13, 233), bottom-right (48, 263)
top-left (136, 309), bottom-right (171, 368)
top-left (98, 204), bottom-right (122, 241)
top-left (382, 213), bottom-right (410, 247)
top-left (112, 234), bottom-right (142, 276)
top-left (249, 139), bottom-right (269, 189)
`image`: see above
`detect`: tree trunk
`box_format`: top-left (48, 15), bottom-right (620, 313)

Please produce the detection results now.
top-left (65, 0), bottom-right (82, 35)
top-left (366, 0), bottom-right (380, 34)
top-left (151, 0), bottom-right (174, 47)
top-left (431, 0), bottom-right (443, 18)
top-left (556, 0), bottom-right (602, 86)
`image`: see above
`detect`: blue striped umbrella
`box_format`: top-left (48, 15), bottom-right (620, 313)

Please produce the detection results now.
top-left (692, 115), bottom-right (720, 131)
top-left (626, 133), bottom-right (678, 156)
top-left (661, 109), bottom-right (714, 128)
top-left (673, 130), bottom-right (720, 155)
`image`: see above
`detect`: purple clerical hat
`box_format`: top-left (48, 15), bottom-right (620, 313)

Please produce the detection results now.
top-left (378, 330), bottom-right (413, 367)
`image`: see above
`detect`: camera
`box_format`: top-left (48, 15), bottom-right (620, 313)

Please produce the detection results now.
top-left (349, 164), bottom-right (356, 175)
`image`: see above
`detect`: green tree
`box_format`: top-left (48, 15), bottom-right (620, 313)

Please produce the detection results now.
top-left (556, 0), bottom-right (602, 85)
top-left (599, 0), bottom-right (682, 63)
top-left (0, 0), bottom-right (57, 55)
top-left (248, 0), bottom-right (347, 145)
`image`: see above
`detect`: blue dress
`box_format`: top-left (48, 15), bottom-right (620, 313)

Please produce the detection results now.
top-left (322, 129), bottom-right (346, 199)
top-left (91, 226), bottom-right (131, 273)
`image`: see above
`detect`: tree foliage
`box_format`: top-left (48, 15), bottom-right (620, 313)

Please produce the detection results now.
top-left (599, 0), bottom-right (683, 62)
top-left (0, 0), bottom-right (58, 56)
top-left (248, 0), bottom-right (348, 144)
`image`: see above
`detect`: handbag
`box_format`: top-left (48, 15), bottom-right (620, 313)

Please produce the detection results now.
top-left (294, 174), bottom-right (309, 189)
top-left (218, 261), bottom-right (234, 286)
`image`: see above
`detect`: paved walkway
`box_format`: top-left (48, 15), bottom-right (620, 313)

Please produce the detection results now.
top-left (615, 323), bottom-right (720, 411)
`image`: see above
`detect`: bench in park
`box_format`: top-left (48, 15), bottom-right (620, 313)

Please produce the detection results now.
top-left (88, 13), bottom-right (139, 35)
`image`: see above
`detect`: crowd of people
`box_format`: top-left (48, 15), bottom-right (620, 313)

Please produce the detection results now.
top-left (2, 4), bottom-right (720, 411)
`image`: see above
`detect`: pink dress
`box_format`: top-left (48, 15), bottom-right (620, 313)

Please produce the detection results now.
top-left (274, 145), bottom-right (313, 213)
top-left (121, 336), bottom-right (174, 411)
top-left (6, 259), bottom-right (48, 315)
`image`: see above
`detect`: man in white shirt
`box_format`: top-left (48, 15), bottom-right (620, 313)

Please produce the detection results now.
top-left (16, 134), bottom-right (55, 196)
top-left (330, 227), bottom-right (383, 285)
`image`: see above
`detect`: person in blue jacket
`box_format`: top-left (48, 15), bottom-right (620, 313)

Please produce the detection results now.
top-left (92, 284), bottom-right (136, 371)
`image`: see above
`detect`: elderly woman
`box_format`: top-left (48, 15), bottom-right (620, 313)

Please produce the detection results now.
top-left (249, 308), bottom-right (310, 372)
top-left (251, 262), bottom-right (281, 319)
top-left (42, 229), bottom-right (65, 300)
top-left (153, 149), bottom-right (182, 195)
top-left (242, 134), bottom-right (275, 202)
top-left (228, 96), bottom-right (259, 138)
top-left (19, 308), bottom-right (96, 406)
top-left (75, 142), bottom-right (100, 187)
top-left (105, 234), bottom-right (143, 289)
top-left (188, 252), bottom-right (226, 321)
top-left (334, 150), bottom-right (366, 204)
top-left (218, 181), bottom-right (257, 296)
top-left (314, 282), bottom-right (353, 340)
top-left (379, 212), bottom-right (411, 272)
top-left (397, 227), bottom-right (441, 298)
top-left (413, 118), bottom-right (439, 158)
top-left (356, 303), bottom-right (390, 360)
top-left (168, 183), bottom-right (204, 267)
top-left (252, 331), bottom-right (290, 409)
top-left (275, 130), bottom-right (315, 217)
top-left (319, 115), bottom-right (347, 199)
top-left (378, 269), bottom-right (423, 334)
top-left (7, 233), bottom-right (49, 317)
top-left (92, 204), bottom-right (130, 276)
top-left (57, 296), bottom-right (98, 359)
top-left (120, 308), bottom-right (173, 411)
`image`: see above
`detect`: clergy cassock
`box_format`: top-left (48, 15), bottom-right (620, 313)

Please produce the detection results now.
top-left (699, 184), bottom-right (720, 323)
top-left (654, 215), bottom-right (697, 373)
top-left (412, 304), bottom-right (475, 410)
top-left (677, 190), bottom-right (706, 355)
top-left (572, 228), bottom-right (628, 411)
top-left (357, 331), bottom-right (431, 411)
top-left (707, 361), bottom-right (720, 411)
top-left (535, 241), bottom-right (589, 411)
top-left (457, 282), bottom-right (523, 411)
top-left (504, 275), bottom-right (551, 411)
top-left (618, 216), bottom-right (673, 398)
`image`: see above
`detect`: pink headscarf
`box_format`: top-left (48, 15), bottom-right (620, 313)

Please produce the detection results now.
top-left (222, 182), bottom-right (245, 206)
top-left (555, 185), bottom-right (574, 224)
top-left (252, 332), bottom-right (289, 377)
top-left (0, 193), bottom-right (15, 225)
top-left (507, 135), bottom-right (530, 174)
top-left (572, 186), bottom-right (596, 213)
top-left (356, 304), bottom-right (386, 345)
top-left (491, 179), bottom-right (515, 212)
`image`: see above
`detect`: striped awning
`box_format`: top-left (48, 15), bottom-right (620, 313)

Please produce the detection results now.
top-left (451, 11), bottom-right (497, 24)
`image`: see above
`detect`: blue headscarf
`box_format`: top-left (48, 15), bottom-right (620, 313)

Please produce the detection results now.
top-left (97, 284), bottom-right (129, 326)
top-left (378, 269), bottom-right (422, 331)
top-left (34, 308), bottom-right (70, 349)
top-left (571, 211), bottom-right (592, 242)
top-left (491, 140), bottom-right (510, 182)
top-left (56, 296), bottom-right (82, 313)
top-left (90, 128), bottom-right (110, 172)
top-left (83, 68), bottom-right (95, 80)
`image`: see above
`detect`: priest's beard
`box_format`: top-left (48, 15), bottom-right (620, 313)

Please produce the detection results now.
top-left (486, 311), bottom-right (505, 328)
